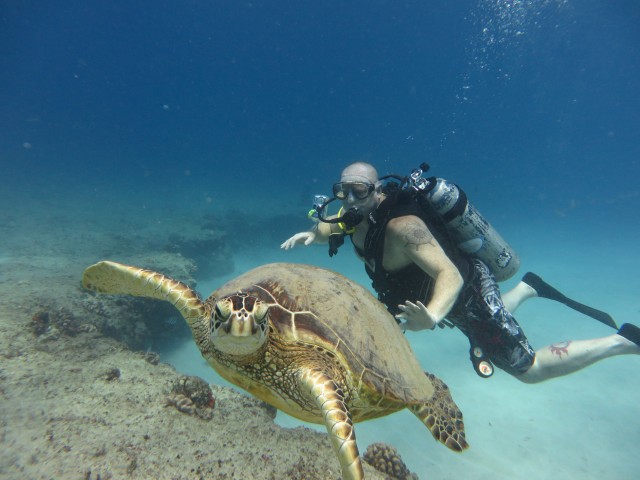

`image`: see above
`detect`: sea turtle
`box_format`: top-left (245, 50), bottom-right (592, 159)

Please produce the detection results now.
top-left (82, 261), bottom-right (467, 479)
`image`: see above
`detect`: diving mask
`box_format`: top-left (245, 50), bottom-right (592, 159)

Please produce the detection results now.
top-left (332, 182), bottom-right (376, 200)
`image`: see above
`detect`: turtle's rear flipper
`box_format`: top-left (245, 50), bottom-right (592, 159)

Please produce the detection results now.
top-left (410, 373), bottom-right (468, 452)
top-left (522, 272), bottom-right (618, 329)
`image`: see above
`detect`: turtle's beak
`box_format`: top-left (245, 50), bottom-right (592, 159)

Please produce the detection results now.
top-left (225, 312), bottom-right (259, 337)
top-left (213, 314), bottom-right (267, 356)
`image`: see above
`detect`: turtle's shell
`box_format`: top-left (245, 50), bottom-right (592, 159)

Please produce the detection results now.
top-left (212, 262), bottom-right (435, 404)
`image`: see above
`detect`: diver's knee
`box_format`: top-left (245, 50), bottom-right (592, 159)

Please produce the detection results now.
top-left (512, 357), bottom-right (542, 384)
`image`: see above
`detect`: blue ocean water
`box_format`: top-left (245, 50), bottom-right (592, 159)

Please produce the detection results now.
top-left (2, 1), bottom-right (639, 479)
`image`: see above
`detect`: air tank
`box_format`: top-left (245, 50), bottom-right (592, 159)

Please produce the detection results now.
top-left (423, 178), bottom-right (520, 281)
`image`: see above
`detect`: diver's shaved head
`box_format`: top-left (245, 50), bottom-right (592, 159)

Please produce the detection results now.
top-left (340, 162), bottom-right (379, 184)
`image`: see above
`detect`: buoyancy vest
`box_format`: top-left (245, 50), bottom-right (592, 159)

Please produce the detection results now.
top-left (358, 188), bottom-right (472, 315)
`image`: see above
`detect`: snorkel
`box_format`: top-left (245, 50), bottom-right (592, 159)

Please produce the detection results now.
top-left (308, 195), bottom-right (363, 233)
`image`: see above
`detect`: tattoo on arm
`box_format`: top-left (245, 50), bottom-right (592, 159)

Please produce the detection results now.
top-left (401, 221), bottom-right (434, 250)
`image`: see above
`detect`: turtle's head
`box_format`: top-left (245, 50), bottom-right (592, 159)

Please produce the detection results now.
top-left (210, 293), bottom-right (269, 356)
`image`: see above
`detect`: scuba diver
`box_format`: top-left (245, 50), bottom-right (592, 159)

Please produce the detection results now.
top-left (281, 161), bottom-right (640, 381)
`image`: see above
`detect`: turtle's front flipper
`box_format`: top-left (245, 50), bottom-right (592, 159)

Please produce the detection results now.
top-left (410, 372), bottom-right (469, 452)
top-left (82, 261), bottom-right (209, 330)
top-left (301, 369), bottom-right (363, 480)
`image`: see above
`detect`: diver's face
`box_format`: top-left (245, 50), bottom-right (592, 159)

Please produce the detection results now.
top-left (335, 170), bottom-right (381, 216)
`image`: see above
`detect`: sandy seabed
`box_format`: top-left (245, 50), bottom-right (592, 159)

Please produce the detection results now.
top-left (1, 183), bottom-right (638, 480)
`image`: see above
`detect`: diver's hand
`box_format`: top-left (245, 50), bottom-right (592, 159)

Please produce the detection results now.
top-left (280, 231), bottom-right (316, 250)
top-left (395, 300), bottom-right (438, 331)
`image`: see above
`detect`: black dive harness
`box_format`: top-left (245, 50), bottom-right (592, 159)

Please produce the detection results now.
top-left (362, 187), bottom-right (439, 312)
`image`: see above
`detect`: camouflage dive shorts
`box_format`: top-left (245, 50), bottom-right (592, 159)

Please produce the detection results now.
top-left (448, 259), bottom-right (536, 376)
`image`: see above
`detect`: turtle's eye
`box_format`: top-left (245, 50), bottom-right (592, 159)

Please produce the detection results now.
top-left (214, 301), bottom-right (231, 320)
top-left (253, 302), bottom-right (269, 324)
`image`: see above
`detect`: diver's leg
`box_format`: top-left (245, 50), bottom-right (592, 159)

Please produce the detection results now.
top-left (516, 324), bottom-right (640, 384)
top-left (501, 280), bottom-right (537, 313)
top-left (502, 272), bottom-right (563, 313)
top-left (502, 273), bottom-right (617, 328)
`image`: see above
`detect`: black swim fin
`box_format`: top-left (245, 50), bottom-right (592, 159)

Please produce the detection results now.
top-left (618, 323), bottom-right (640, 346)
top-left (522, 272), bottom-right (618, 330)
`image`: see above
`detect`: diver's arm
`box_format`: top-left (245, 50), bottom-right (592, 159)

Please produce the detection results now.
top-left (280, 219), bottom-right (336, 249)
top-left (313, 221), bottom-right (335, 243)
top-left (388, 216), bottom-right (463, 329)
